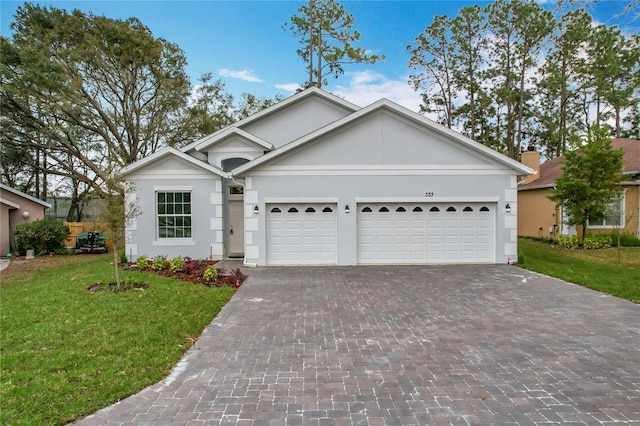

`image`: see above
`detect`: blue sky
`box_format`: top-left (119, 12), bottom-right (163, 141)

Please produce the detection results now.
top-left (0, 0), bottom-right (632, 112)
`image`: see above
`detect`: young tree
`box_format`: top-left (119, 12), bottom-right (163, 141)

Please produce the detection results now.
top-left (549, 126), bottom-right (624, 240)
top-left (100, 181), bottom-right (141, 290)
top-left (284, 0), bottom-right (384, 89)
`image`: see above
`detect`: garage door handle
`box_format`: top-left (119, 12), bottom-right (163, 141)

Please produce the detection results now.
top-left (230, 228), bottom-right (234, 235)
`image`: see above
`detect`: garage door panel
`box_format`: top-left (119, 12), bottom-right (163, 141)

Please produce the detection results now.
top-left (358, 203), bottom-right (495, 264)
top-left (267, 204), bottom-right (337, 265)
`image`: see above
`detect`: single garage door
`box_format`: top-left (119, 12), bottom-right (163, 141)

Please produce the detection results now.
top-left (266, 203), bottom-right (337, 265)
top-left (358, 203), bottom-right (495, 264)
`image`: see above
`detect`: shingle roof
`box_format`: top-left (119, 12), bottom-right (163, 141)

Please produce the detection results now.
top-left (519, 138), bottom-right (639, 191)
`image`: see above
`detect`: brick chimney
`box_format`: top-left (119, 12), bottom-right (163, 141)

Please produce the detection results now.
top-left (520, 146), bottom-right (540, 184)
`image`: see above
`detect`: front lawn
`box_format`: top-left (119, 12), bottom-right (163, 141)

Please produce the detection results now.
top-left (518, 238), bottom-right (640, 303)
top-left (0, 255), bottom-right (235, 425)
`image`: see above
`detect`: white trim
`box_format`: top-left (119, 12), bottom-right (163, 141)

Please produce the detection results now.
top-left (355, 197), bottom-right (500, 203)
top-left (588, 191), bottom-right (627, 229)
top-left (216, 153), bottom-right (257, 168)
top-left (195, 127), bottom-right (274, 152)
top-left (264, 197), bottom-right (340, 204)
top-left (260, 164), bottom-right (506, 171)
top-left (0, 198), bottom-right (21, 209)
top-left (247, 169), bottom-right (518, 177)
top-left (152, 239), bottom-right (196, 246)
top-left (153, 185), bottom-right (193, 191)
top-left (121, 147), bottom-right (228, 178)
top-left (0, 183), bottom-right (52, 208)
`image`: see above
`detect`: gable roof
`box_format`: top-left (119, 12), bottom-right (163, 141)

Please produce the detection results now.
top-left (194, 127), bottom-right (274, 152)
top-left (120, 147), bottom-right (228, 178)
top-left (181, 87), bottom-right (361, 154)
top-left (0, 183), bottom-right (52, 208)
top-left (232, 98), bottom-right (533, 176)
top-left (518, 138), bottom-right (640, 191)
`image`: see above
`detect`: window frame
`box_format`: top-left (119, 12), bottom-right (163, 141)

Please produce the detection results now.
top-left (588, 193), bottom-right (625, 229)
top-left (156, 190), bottom-right (193, 240)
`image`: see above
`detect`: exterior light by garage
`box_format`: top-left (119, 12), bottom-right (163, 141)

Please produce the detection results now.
top-left (505, 203), bottom-right (511, 213)
top-left (253, 205), bottom-right (259, 215)
top-left (22, 211), bottom-right (30, 219)
top-left (345, 204), bottom-right (350, 214)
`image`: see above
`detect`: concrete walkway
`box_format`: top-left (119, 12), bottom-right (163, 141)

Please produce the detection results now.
top-left (0, 258), bottom-right (10, 272)
top-left (74, 265), bottom-right (639, 425)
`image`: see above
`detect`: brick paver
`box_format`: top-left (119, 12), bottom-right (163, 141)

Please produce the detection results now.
top-left (74, 265), bottom-right (640, 425)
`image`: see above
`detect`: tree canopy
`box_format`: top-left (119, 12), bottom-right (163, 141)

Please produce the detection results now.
top-left (1, 4), bottom-right (279, 215)
top-left (408, 0), bottom-right (639, 159)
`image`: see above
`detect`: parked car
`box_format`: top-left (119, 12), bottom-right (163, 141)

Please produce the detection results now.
top-left (76, 231), bottom-right (108, 253)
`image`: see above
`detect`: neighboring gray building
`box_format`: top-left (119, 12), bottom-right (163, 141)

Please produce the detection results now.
top-left (122, 88), bottom-right (532, 266)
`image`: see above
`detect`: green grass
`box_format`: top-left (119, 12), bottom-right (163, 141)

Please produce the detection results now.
top-left (1, 255), bottom-right (235, 425)
top-left (518, 238), bottom-right (640, 303)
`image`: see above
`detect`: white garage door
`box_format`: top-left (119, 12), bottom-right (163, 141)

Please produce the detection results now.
top-left (358, 203), bottom-right (495, 264)
top-left (266, 203), bottom-right (337, 265)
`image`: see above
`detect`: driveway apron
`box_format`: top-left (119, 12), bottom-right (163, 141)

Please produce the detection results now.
top-left (74, 265), bottom-right (640, 425)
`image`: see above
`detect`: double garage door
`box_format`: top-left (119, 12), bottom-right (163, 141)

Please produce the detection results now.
top-left (358, 203), bottom-right (495, 264)
top-left (266, 202), bottom-right (495, 265)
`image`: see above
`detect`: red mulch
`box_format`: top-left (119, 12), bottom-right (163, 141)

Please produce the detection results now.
top-left (123, 259), bottom-right (247, 288)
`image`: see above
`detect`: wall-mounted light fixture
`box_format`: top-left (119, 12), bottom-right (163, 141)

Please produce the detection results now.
top-left (505, 203), bottom-right (511, 213)
top-left (345, 204), bottom-right (350, 214)
top-left (22, 211), bottom-right (30, 219)
top-left (253, 205), bottom-right (259, 215)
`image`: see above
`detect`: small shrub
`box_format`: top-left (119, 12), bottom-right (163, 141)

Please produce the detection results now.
top-left (203, 265), bottom-right (218, 282)
top-left (119, 249), bottom-right (127, 264)
top-left (136, 254), bottom-right (149, 269)
top-left (152, 255), bottom-right (170, 271)
top-left (583, 234), bottom-right (611, 249)
top-left (558, 235), bottom-right (579, 249)
top-left (170, 255), bottom-right (186, 273)
top-left (14, 218), bottom-right (70, 255)
top-left (181, 262), bottom-right (199, 273)
top-left (610, 231), bottom-right (640, 247)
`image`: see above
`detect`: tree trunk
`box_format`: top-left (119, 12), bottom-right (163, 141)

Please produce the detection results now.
top-left (308, 0), bottom-right (314, 88)
top-left (317, 29), bottom-right (323, 88)
top-left (114, 242), bottom-right (121, 290)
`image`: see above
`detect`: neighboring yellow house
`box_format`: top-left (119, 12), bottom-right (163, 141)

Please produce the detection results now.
top-left (518, 138), bottom-right (640, 239)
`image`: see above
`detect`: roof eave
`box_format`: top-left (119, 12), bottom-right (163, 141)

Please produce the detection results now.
top-left (0, 183), bottom-right (52, 208)
top-left (120, 147), bottom-right (228, 178)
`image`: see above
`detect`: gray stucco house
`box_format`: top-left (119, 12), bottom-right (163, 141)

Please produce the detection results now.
top-left (122, 88), bottom-right (531, 266)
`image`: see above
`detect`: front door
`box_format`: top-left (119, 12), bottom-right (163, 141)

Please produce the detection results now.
top-left (228, 200), bottom-right (244, 257)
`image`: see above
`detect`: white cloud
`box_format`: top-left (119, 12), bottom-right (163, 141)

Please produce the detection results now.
top-left (332, 70), bottom-right (423, 113)
top-left (275, 83), bottom-right (301, 92)
top-left (219, 69), bottom-right (262, 83)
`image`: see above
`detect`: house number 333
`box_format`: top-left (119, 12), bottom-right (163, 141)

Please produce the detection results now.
top-left (425, 192), bottom-right (434, 197)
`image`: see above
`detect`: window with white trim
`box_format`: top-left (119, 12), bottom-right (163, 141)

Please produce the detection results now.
top-left (157, 192), bottom-right (192, 238)
top-left (589, 196), bottom-right (624, 228)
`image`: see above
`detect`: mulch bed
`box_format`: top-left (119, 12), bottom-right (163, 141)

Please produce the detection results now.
top-left (123, 258), bottom-right (248, 288)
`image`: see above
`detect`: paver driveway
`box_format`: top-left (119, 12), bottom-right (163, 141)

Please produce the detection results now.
top-left (75, 265), bottom-right (639, 425)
